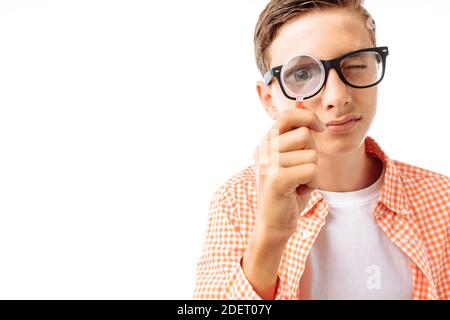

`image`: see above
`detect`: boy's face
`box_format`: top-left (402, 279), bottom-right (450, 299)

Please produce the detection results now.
top-left (257, 8), bottom-right (377, 156)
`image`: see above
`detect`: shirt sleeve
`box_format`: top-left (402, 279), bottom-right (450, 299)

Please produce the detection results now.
top-left (193, 184), bottom-right (283, 300)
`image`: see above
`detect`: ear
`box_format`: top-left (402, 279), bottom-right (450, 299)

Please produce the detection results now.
top-left (256, 81), bottom-right (278, 120)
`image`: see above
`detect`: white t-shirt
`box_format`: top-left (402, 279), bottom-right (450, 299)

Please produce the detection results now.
top-left (298, 164), bottom-right (413, 300)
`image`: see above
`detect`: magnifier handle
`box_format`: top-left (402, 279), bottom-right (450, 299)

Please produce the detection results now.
top-left (295, 100), bottom-right (304, 109)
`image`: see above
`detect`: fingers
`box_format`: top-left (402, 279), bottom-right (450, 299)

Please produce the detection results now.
top-left (254, 108), bottom-right (323, 185)
top-left (273, 163), bottom-right (317, 191)
top-left (278, 149), bottom-right (318, 168)
top-left (252, 108), bottom-right (322, 223)
top-left (271, 108), bottom-right (326, 136)
top-left (278, 126), bottom-right (316, 153)
top-left (261, 108), bottom-right (323, 153)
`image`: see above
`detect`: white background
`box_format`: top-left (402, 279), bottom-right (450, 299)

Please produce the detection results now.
top-left (0, 0), bottom-right (448, 299)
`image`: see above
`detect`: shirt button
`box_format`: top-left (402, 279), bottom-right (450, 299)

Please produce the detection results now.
top-left (317, 202), bottom-right (325, 210)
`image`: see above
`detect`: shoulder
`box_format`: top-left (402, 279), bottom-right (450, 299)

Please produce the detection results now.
top-left (393, 159), bottom-right (450, 211)
top-left (213, 164), bottom-right (257, 207)
top-left (393, 159), bottom-right (450, 190)
top-left (209, 165), bottom-right (258, 231)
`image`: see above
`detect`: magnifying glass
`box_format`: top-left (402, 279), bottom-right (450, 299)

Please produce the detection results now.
top-left (280, 54), bottom-right (326, 109)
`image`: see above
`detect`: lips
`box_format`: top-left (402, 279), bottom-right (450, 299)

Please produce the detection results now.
top-left (325, 116), bottom-right (361, 134)
top-left (326, 115), bottom-right (362, 126)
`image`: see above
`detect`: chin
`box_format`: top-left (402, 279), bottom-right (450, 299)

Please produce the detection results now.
top-left (315, 131), bottom-right (367, 156)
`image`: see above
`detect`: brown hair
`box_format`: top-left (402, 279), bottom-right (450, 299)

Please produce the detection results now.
top-left (254, 0), bottom-right (376, 76)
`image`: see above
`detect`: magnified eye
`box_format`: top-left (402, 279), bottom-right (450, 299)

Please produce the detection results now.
top-left (286, 65), bottom-right (318, 82)
top-left (295, 69), bottom-right (312, 81)
top-left (283, 55), bottom-right (324, 98)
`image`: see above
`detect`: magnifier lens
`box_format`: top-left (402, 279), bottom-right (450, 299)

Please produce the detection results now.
top-left (282, 55), bottom-right (324, 99)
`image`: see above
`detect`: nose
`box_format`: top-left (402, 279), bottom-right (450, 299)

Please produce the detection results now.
top-left (320, 68), bottom-right (351, 111)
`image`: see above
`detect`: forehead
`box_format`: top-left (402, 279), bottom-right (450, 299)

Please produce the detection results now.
top-left (269, 8), bottom-right (373, 68)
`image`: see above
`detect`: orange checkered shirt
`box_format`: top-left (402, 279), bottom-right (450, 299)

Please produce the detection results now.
top-left (193, 136), bottom-right (450, 300)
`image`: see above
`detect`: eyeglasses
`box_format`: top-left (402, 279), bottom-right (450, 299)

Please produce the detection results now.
top-left (264, 46), bottom-right (389, 101)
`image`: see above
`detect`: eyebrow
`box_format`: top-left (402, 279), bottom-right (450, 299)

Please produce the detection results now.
top-left (326, 49), bottom-right (371, 62)
top-left (318, 48), bottom-right (367, 62)
top-left (331, 45), bottom-right (373, 58)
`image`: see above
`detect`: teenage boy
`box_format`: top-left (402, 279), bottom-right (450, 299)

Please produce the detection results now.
top-left (194, 0), bottom-right (450, 300)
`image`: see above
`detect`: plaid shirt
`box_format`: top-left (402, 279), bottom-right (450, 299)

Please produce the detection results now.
top-left (194, 136), bottom-right (450, 300)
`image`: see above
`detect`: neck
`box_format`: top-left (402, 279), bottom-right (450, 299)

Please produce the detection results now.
top-left (316, 143), bottom-right (383, 192)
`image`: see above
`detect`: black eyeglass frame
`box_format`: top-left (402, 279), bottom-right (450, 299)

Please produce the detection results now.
top-left (263, 46), bottom-right (389, 101)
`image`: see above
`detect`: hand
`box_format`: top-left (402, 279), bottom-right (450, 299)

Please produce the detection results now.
top-left (253, 107), bottom-right (326, 241)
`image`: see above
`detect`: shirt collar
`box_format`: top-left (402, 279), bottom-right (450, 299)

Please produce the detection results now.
top-left (300, 136), bottom-right (412, 219)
